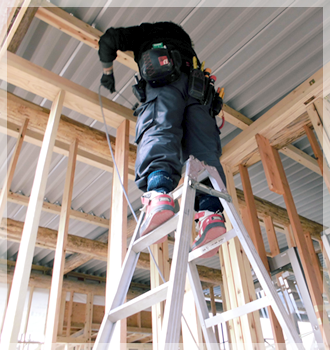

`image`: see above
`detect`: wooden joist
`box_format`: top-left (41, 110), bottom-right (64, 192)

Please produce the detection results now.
top-left (0, 52), bottom-right (137, 135)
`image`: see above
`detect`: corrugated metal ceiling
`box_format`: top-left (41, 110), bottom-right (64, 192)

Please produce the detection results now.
top-left (1, 3), bottom-right (328, 286)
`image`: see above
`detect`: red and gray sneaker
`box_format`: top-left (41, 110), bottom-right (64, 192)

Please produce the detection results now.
top-left (192, 210), bottom-right (226, 258)
top-left (140, 191), bottom-right (175, 244)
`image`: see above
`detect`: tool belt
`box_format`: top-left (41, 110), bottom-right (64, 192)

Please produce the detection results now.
top-left (139, 47), bottom-right (182, 87)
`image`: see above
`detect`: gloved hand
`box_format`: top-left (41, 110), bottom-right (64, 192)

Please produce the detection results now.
top-left (101, 72), bottom-right (115, 93)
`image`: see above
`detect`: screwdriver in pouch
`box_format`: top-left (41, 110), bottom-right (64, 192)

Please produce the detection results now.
top-left (204, 74), bottom-right (216, 105)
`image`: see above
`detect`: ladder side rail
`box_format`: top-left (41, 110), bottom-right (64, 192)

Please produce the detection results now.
top-left (204, 164), bottom-right (303, 348)
top-left (187, 261), bottom-right (220, 350)
top-left (159, 163), bottom-right (197, 350)
top-left (94, 213), bottom-right (145, 349)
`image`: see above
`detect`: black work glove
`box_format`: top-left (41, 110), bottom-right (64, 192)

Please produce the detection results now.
top-left (101, 73), bottom-right (115, 93)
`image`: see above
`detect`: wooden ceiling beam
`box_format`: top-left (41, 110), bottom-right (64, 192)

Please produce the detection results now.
top-left (0, 52), bottom-right (137, 135)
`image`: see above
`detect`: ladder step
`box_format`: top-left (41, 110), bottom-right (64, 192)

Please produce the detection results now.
top-left (205, 296), bottom-right (271, 328)
top-left (108, 282), bottom-right (169, 323)
top-left (188, 228), bottom-right (237, 262)
top-left (132, 214), bottom-right (179, 253)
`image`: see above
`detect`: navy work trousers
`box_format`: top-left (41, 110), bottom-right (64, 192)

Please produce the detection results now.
top-left (134, 73), bottom-right (226, 196)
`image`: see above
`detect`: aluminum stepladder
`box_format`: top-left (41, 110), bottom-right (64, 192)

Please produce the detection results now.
top-left (94, 156), bottom-right (303, 350)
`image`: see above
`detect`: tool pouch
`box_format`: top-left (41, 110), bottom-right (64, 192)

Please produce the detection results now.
top-left (188, 68), bottom-right (205, 102)
top-left (139, 48), bottom-right (182, 87)
top-left (211, 94), bottom-right (223, 118)
top-left (132, 77), bottom-right (146, 102)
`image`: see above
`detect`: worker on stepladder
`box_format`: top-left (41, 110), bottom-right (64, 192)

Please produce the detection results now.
top-left (99, 22), bottom-right (226, 258)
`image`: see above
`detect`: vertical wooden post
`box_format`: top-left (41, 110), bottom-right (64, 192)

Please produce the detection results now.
top-left (150, 241), bottom-right (170, 349)
top-left (263, 216), bottom-right (280, 257)
top-left (107, 119), bottom-right (129, 348)
top-left (58, 290), bottom-right (67, 337)
top-left (219, 164), bottom-right (264, 348)
top-left (303, 124), bottom-right (330, 194)
top-left (66, 291), bottom-right (74, 337)
top-left (283, 225), bottom-right (296, 248)
top-left (84, 293), bottom-right (93, 344)
top-left (0, 118), bottom-right (29, 222)
top-left (307, 102), bottom-right (330, 166)
top-left (44, 139), bottom-right (78, 347)
top-left (256, 133), bottom-right (330, 347)
top-left (209, 286), bottom-right (220, 344)
top-left (22, 286), bottom-right (34, 344)
top-left (239, 164), bottom-right (285, 347)
top-left (1, 90), bottom-right (65, 349)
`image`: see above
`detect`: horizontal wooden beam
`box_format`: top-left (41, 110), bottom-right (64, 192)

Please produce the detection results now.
top-left (1, 218), bottom-right (222, 285)
top-left (1, 91), bottom-right (136, 179)
top-left (236, 189), bottom-right (324, 241)
top-left (0, 52), bottom-right (137, 135)
top-left (35, 6), bottom-right (137, 71)
top-left (221, 65), bottom-right (326, 169)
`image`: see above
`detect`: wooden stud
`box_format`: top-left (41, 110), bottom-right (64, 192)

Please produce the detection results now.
top-left (255, 135), bottom-right (284, 195)
top-left (307, 102), bottom-right (330, 166)
top-left (0, 118), bottom-right (29, 222)
top-left (256, 134), bottom-right (330, 347)
top-left (66, 291), bottom-right (74, 337)
top-left (84, 293), bottom-right (93, 344)
top-left (263, 216), bottom-right (280, 257)
top-left (283, 225), bottom-right (296, 249)
top-left (106, 119), bottom-right (130, 345)
top-left (0, 0), bottom-right (21, 47)
top-left (44, 139), bottom-right (78, 347)
top-left (239, 164), bottom-right (285, 347)
top-left (1, 89), bottom-right (65, 349)
top-left (58, 290), bottom-right (67, 337)
top-left (209, 286), bottom-right (220, 344)
top-left (22, 286), bottom-right (34, 344)
top-left (304, 124), bottom-right (330, 194)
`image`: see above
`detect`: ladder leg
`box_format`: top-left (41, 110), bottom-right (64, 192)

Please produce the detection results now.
top-left (187, 261), bottom-right (220, 350)
top-left (159, 167), bottom-right (197, 350)
top-left (204, 164), bottom-right (303, 349)
top-left (94, 214), bottom-right (145, 349)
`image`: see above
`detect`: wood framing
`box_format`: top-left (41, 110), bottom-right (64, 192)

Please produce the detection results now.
top-left (221, 65), bottom-right (326, 171)
top-left (107, 119), bottom-right (129, 344)
top-left (0, 0), bottom-right (31, 59)
top-left (307, 101), bottom-right (330, 166)
top-left (256, 134), bottom-right (330, 347)
top-left (263, 216), bottom-right (280, 257)
top-left (1, 91), bottom-right (136, 178)
top-left (304, 124), bottom-right (330, 193)
top-left (0, 118), bottom-right (29, 222)
top-left (1, 89), bottom-right (65, 348)
top-left (239, 164), bottom-right (285, 346)
top-left (44, 139), bottom-right (78, 347)
top-left (209, 286), bottom-right (220, 344)
top-left (0, 53), bottom-right (137, 135)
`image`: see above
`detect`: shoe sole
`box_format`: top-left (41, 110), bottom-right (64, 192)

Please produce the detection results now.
top-left (140, 206), bottom-right (175, 244)
top-left (192, 224), bottom-right (226, 258)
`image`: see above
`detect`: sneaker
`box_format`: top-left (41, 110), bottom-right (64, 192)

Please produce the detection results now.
top-left (140, 190), bottom-right (175, 244)
top-left (192, 210), bottom-right (226, 258)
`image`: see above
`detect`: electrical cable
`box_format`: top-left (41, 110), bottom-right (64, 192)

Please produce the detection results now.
top-left (98, 84), bottom-right (201, 348)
